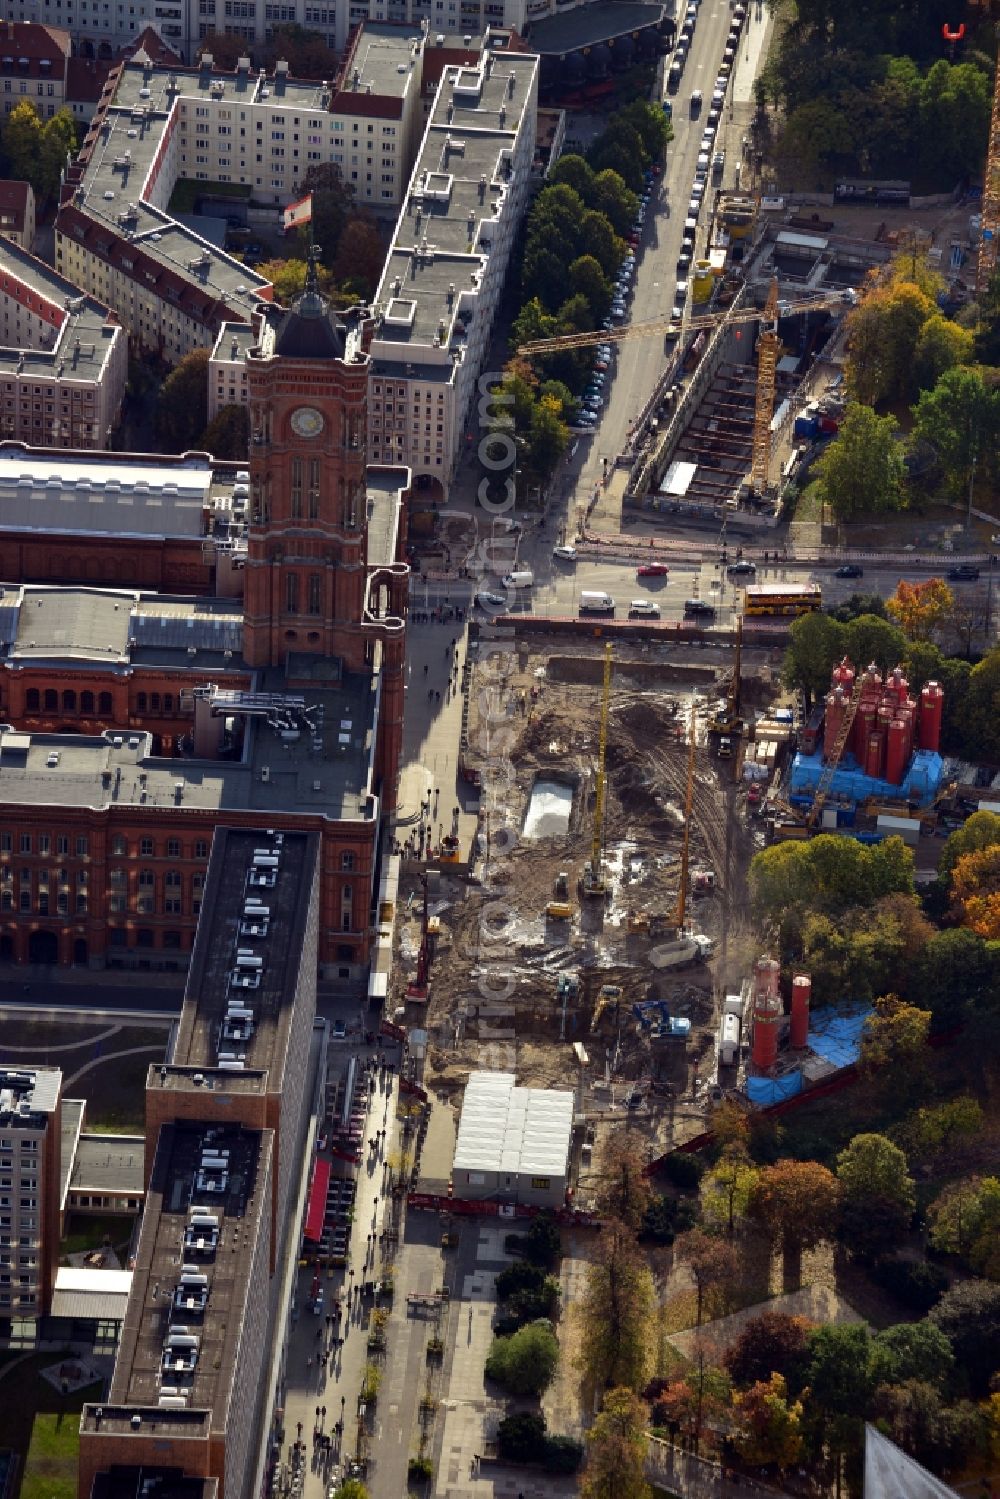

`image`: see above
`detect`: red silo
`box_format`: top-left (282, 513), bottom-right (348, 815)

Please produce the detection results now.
top-left (790, 974), bottom-right (811, 1048)
top-left (919, 682), bottom-right (943, 751)
top-left (854, 699), bottom-right (877, 761)
top-left (832, 657), bottom-right (855, 690)
top-left (867, 664), bottom-right (883, 692)
top-left (752, 995), bottom-right (781, 1069)
top-left (823, 689), bottom-right (846, 759)
top-left (866, 732), bottom-right (884, 779)
top-left (889, 667), bottom-right (908, 704)
top-left (877, 704), bottom-right (894, 734)
top-left (886, 719), bottom-right (908, 785)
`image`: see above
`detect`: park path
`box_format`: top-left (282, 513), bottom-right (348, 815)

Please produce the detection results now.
top-left (62, 1044), bottom-right (165, 1091)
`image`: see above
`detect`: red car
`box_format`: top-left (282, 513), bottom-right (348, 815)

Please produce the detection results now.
top-left (636, 562), bottom-right (669, 577)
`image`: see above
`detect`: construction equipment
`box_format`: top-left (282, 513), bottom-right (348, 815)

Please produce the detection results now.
top-left (671, 701), bottom-right (697, 932)
top-left (977, 49), bottom-right (1000, 302)
top-left (692, 869), bottom-right (716, 895)
top-left (708, 616), bottom-right (744, 743)
top-left (516, 285), bottom-right (857, 357)
top-left (556, 972), bottom-right (580, 1003)
top-left (582, 642), bottom-right (613, 897)
top-left (554, 871), bottom-right (569, 900)
top-left (546, 901), bottom-right (574, 920)
top-left (406, 876), bottom-right (432, 1002)
top-left (591, 983), bottom-right (622, 1032)
top-left (805, 670), bottom-right (866, 829)
top-left (627, 908), bottom-right (650, 933)
top-left (750, 278), bottom-right (780, 493)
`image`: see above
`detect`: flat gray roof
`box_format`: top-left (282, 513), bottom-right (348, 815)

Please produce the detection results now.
top-left (527, 0), bottom-right (665, 53)
top-left (343, 22), bottom-right (424, 100)
top-left (71, 1134), bottom-right (146, 1195)
top-left (0, 450), bottom-right (212, 539)
top-left (13, 587), bottom-right (133, 662)
top-left (0, 239), bottom-right (121, 384)
top-left (210, 321), bottom-right (258, 365)
top-left (365, 465), bottom-right (408, 568)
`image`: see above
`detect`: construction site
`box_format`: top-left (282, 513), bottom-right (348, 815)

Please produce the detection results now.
top-left (391, 628), bottom-right (776, 1150)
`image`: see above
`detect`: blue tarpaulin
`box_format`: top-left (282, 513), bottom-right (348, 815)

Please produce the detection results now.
top-left (788, 748), bottom-right (943, 807)
top-left (746, 1072), bottom-right (803, 1105)
top-left (806, 1004), bottom-right (872, 1069)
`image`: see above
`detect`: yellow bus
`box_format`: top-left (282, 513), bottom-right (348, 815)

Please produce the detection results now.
top-left (742, 583), bottom-right (822, 617)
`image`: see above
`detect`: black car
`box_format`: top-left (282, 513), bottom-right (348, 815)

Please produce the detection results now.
top-left (948, 565), bottom-right (981, 581)
top-left (726, 560), bottom-right (756, 577)
top-left (835, 564), bottom-right (864, 578)
top-left (684, 598), bottom-right (716, 616)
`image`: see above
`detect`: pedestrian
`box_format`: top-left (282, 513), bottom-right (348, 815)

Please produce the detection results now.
top-left (422, 663), bottom-right (427, 675)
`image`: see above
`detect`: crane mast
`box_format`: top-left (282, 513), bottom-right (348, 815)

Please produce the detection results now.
top-left (750, 277), bottom-right (780, 495)
top-left (583, 642), bottom-right (613, 898)
top-left (977, 50), bottom-right (1000, 303)
top-left (675, 701), bottom-right (696, 932)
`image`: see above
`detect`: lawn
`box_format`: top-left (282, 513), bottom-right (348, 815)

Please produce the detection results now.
top-left (167, 177), bottom-right (251, 214)
top-left (0, 1353), bottom-right (104, 1482)
top-left (60, 1212), bottom-right (135, 1259)
top-left (79, 1047), bottom-right (162, 1132)
top-left (0, 1019), bottom-right (168, 1132)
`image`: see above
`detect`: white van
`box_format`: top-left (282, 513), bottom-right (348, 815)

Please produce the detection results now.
top-left (502, 570), bottom-right (534, 589)
top-left (579, 591), bottom-right (615, 614)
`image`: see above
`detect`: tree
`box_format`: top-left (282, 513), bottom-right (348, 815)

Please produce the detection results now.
top-left (842, 614), bottom-right (908, 674)
top-left (333, 216), bottom-right (384, 298)
top-left (527, 393), bottom-right (570, 481)
top-left (587, 123), bottom-right (646, 192)
top-left (674, 1229), bottom-right (738, 1327)
top-left (579, 210), bottom-right (624, 277)
top-left (929, 1279), bottom-right (1000, 1394)
top-left (927, 1177), bottom-right (1000, 1278)
top-left (484, 1320), bottom-right (559, 1396)
top-left (749, 835), bottom-right (915, 930)
top-left (38, 109), bottom-right (78, 201)
top-left (594, 1132), bottom-right (652, 1231)
top-left (805, 1323), bottom-right (874, 1422)
top-left (845, 278), bottom-right (934, 406)
top-left (836, 1132), bottom-right (916, 1259)
top-left (700, 1148), bottom-right (758, 1235)
top-left (547, 153), bottom-right (595, 199)
top-left (195, 30), bottom-right (246, 67)
top-left (940, 809), bottom-right (1000, 882)
top-left (912, 366), bottom-right (1000, 499)
top-left (917, 60), bottom-right (992, 190)
top-left (912, 312), bottom-right (974, 394)
top-left (872, 1380), bottom-right (986, 1474)
top-left (331, 1483), bottom-right (368, 1499)
top-left (871, 1321), bottom-right (955, 1393)
top-left (733, 1374), bottom-right (805, 1469)
top-left (724, 1311), bottom-right (811, 1393)
top-left (579, 1221), bottom-right (653, 1391)
top-left (2, 100), bottom-right (43, 191)
top-left (749, 1159), bottom-right (841, 1253)
top-left (297, 162), bottom-right (353, 267)
top-left (264, 22), bottom-right (338, 78)
top-left (652, 1357), bottom-right (730, 1449)
top-left (568, 255), bottom-right (613, 320)
top-left (709, 1098), bottom-right (751, 1153)
top-left (156, 348), bottom-right (210, 451)
top-left (258, 257), bottom-right (334, 303)
top-left (590, 169), bottom-right (638, 237)
top-left (781, 612), bottom-right (845, 709)
top-left (581, 1387), bottom-right (651, 1499)
top-left (859, 994), bottom-right (931, 1099)
top-left (814, 403), bottom-right (905, 519)
top-left (885, 578), bottom-right (954, 642)
top-left (201, 403), bottom-right (250, 461)
top-left (950, 844), bottom-right (1000, 939)
top-left (961, 652), bottom-right (1000, 764)
top-left (900, 1094), bottom-right (985, 1162)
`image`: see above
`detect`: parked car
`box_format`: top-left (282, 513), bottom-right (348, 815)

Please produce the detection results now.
top-left (684, 598), bottom-right (716, 616)
top-left (628, 599), bottom-right (661, 617)
top-left (948, 565), bottom-right (981, 581)
top-left (835, 563), bottom-right (864, 578)
top-left (476, 590), bottom-right (507, 610)
top-left (553, 545), bottom-right (577, 561)
top-left (637, 562), bottom-right (670, 577)
top-left (727, 560), bottom-right (756, 577)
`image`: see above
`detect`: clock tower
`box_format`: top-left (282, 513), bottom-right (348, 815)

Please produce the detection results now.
top-left (243, 253), bottom-right (371, 670)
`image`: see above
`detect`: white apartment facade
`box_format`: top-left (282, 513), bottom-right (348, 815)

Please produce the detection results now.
top-left (0, 1066), bottom-right (62, 1321)
top-left (0, 237), bottom-right (127, 447)
top-left (367, 44), bottom-right (538, 492)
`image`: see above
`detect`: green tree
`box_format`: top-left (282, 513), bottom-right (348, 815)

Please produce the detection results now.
top-left (913, 928), bottom-right (1000, 1029)
top-left (842, 613), bottom-right (908, 673)
top-left (940, 809), bottom-right (1000, 882)
top-left (484, 1320), bottom-right (559, 1396)
top-left (587, 123), bottom-right (646, 192)
top-left (591, 169), bottom-right (638, 237)
top-left (814, 403), bottom-right (905, 519)
top-left (912, 312), bottom-right (974, 394)
top-left (805, 1322), bottom-right (874, 1423)
top-left (156, 348), bottom-right (210, 451)
top-left (581, 1387), bottom-right (651, 1499)
top-left (579, 1221), bottom-right (653, 1391)
top-left (928, 1177), bottom-right (1000, 1278)
top-left (38, 108), bottom-right (78, 201)
top-left (836, 1132), bottom-right (916, 1260)
top-left (900, 1094), bottom-right (985, 1162)
top-left (331, 1482), bottom-right (368, 1499)
top-left (957, 652), bottom-right (1000, 764)
top-left (568, 254), bottom-right (612, 320)
top-left (749, 1159), bottom-right (841, 1253)
top-left (526, 393), bottom-right (569, 481)
top-left (781, 612), bottom-right (846, 709)
top-left (827, 591), bottom-right (888, 624)
top-left (546, 153), bottom-right (595, 200)
top-left (579, 210), bottom-right (624, 277)
top-left (749, 835), bottom-right (915, 930)
top-left (917, 60), bottom-right (992, 189)
top-left (929, 1279), bottom-right (1000, 1394)
top-left (201, 403), bottom-right (250, 460)
top-left (700, 1148), bottom-right (758, 1235)
top-left (845, 278), bottom-right (934, 406)
top-left (724, 1311), bottom-right (811, 1393)
top-left (872, 1381), bottom-right (986, 1474)
top-left (780, 97), bottom-right (859, 179)
top-left (733, 1374), bottom-right (805, 1469)
top-left (2, 101), bottom-right (42, 188)
top-left (859, 994), bottom-right (931, 1099)
top-left (871, 1321), bottom-right (955, 1393)
top-left (912, 366), bottom-right (1000, 499)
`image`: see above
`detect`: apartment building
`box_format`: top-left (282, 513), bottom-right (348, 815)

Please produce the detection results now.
top-left (0, 237), bottom-right (127, 447)
top-left (0, 20), bottom-right (71, 118)
top-left (326, 21), bottom-right (432, 209)
top-left (0, 180), bottom-right (36, 248)
top-left (0, 1065), bottom-right (62, 1321)
top-left (207, 318), bottom-right (255, 421)
top-left (368, 43), bottom-right (537, 491)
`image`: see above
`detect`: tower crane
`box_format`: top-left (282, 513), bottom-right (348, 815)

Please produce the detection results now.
top-left (582, 641), bottom-right (613, 898)
top-left (750, 278), bottom-right (780, 494)
top-left (977, 49), bottom-right (1000, 304)
top-left (672, 700), bottom-right (697, 932)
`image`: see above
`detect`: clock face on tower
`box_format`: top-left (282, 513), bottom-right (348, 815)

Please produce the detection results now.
top-left (290, 406), bottom-right (325, 439)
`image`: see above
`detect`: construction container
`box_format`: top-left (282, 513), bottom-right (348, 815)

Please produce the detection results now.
top-left (720, 1012), bottom-right (741, 1066)
top-left (876, 814), bottom-right (920, 846)
top-left (692, 259), bottom-right (714, 303)
top-left (886, 718), bottom-right (908, 785)
top-left (794, 412), bottom-right (819, 439)
top-left (723, 993), bottom-right (744, 1020)
top-left (790, 973), bottom-right (811, 1048)
top-left (918, 681), bottom-right (943, 751)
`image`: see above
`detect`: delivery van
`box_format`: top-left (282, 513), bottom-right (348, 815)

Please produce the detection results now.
top-left (502, 570), bottom-right (534, 589)
top-left (579, 591), bottom-right (615, 614)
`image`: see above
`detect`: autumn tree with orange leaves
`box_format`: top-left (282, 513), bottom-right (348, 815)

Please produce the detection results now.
top-left (886, 577), bottom-right (955, 642)
top-left (951, 844), bottom-right (1000, 939)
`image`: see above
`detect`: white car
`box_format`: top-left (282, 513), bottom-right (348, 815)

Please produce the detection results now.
top-left (553, 545), bottom-right (578, 562)
top-left (628, 599), bottom-right (661, 617)
top-left (477, 590), bottom-right (507, 612)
